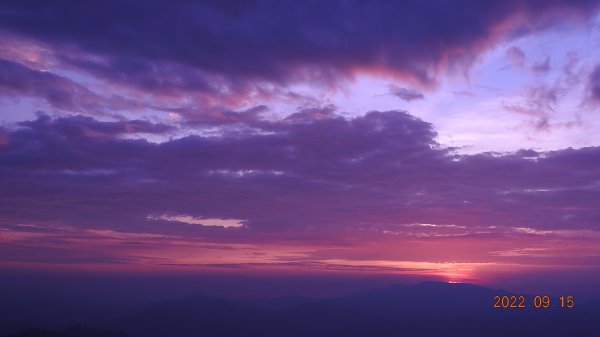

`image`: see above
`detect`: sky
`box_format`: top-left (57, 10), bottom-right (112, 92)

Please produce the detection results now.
top-left (1, 0), bottom-right (600, 296)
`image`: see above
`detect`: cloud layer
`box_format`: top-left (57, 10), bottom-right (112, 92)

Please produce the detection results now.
top-left (1, 0), bottom-right (597, 101)
top-left (1, 1), bottom-right (600, 290)
top-left (1, 112), bottom-right (599, 281)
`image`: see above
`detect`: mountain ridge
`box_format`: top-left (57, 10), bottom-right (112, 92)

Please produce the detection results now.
top-left (3, 282), bottom-right (600, 337)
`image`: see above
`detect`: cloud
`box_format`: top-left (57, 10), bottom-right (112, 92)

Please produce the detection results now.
top-left (1, 111), bottom-right (599, 275)
top-left (531, 56), bottom-right (551, 74)
top-left (148, 214), bottom-right (245, 228)
top-left (17, 113), bottom-right (174, 139)
top-left (512, 227), bottom-right (600, 238)
top-left (502, 85), bottom-right (559, 117)
top-left (506, 46), bottom-right (526, 68)
top-left (179, 104), bottom-right (270, 126)
top-left (589, 64), bottom-right (600, 104)
top-left (1, 111), bottom-right (599, 240)
top-left (505, 47), bottom-right (551, 75)
top-left (388, 85), bottom-right (424, 101)
top-left (501, 56), bottom-right (585, 132)
top-left (0, 59), bottom-right (98, 111)
top-left (0, 58), bottom-right (142, 114)
top-left (1, 2), bottom-right (600, 280)
top-left (0, 0), bottom-right (596, 100)
top-left (285, 104), bottom-right (337, 122)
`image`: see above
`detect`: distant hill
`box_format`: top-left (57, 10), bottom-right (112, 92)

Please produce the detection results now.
top-left (5, 282), bottom-right (600, 337)
top-left (114, 282), bottom-right (600, 337)
top-left (1, 326), bottom-right (128, 337)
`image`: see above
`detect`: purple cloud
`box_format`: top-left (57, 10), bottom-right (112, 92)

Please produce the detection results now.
top-left (590, 64), bottom-right (600, 103)
top-left (388, 85), bottom-right (424, 102)
top-left (0, 0), bottom-right (596, 98)
top-left (1, 1), bottom-right (600, 295)
top-left (506, 46), bottom-right (526, 68)
top-left (532, 57), bottom-right (551, 74)
top-left (0, 59), bottom-right (98, 111)
top-left (1, 111), bottom-right (599, 242)
top-left (18, 114), bottom-right (174, 137)
top-left (502, 85), bottom-right (559, 118)
top-left (0, 59), bottom-right (138, 114)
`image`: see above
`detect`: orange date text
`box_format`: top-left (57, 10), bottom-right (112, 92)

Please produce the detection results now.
top-left (493, 295), bottom-right (574, 309)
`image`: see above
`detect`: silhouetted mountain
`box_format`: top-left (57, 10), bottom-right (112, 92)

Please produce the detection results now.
top-left (5, 283), bottom-right (600, 337)
top-left (111, 282), bottom-right (600, 337)
top-left (1, 326), bottom-right (128, 337)
top-left (0, 292), bottom-right (135, 335)
top-left (115, 295), bottom-right (265, 337)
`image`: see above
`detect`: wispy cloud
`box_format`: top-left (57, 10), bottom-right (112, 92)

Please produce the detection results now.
top-left (148, 215), bottom-right (246, 229)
